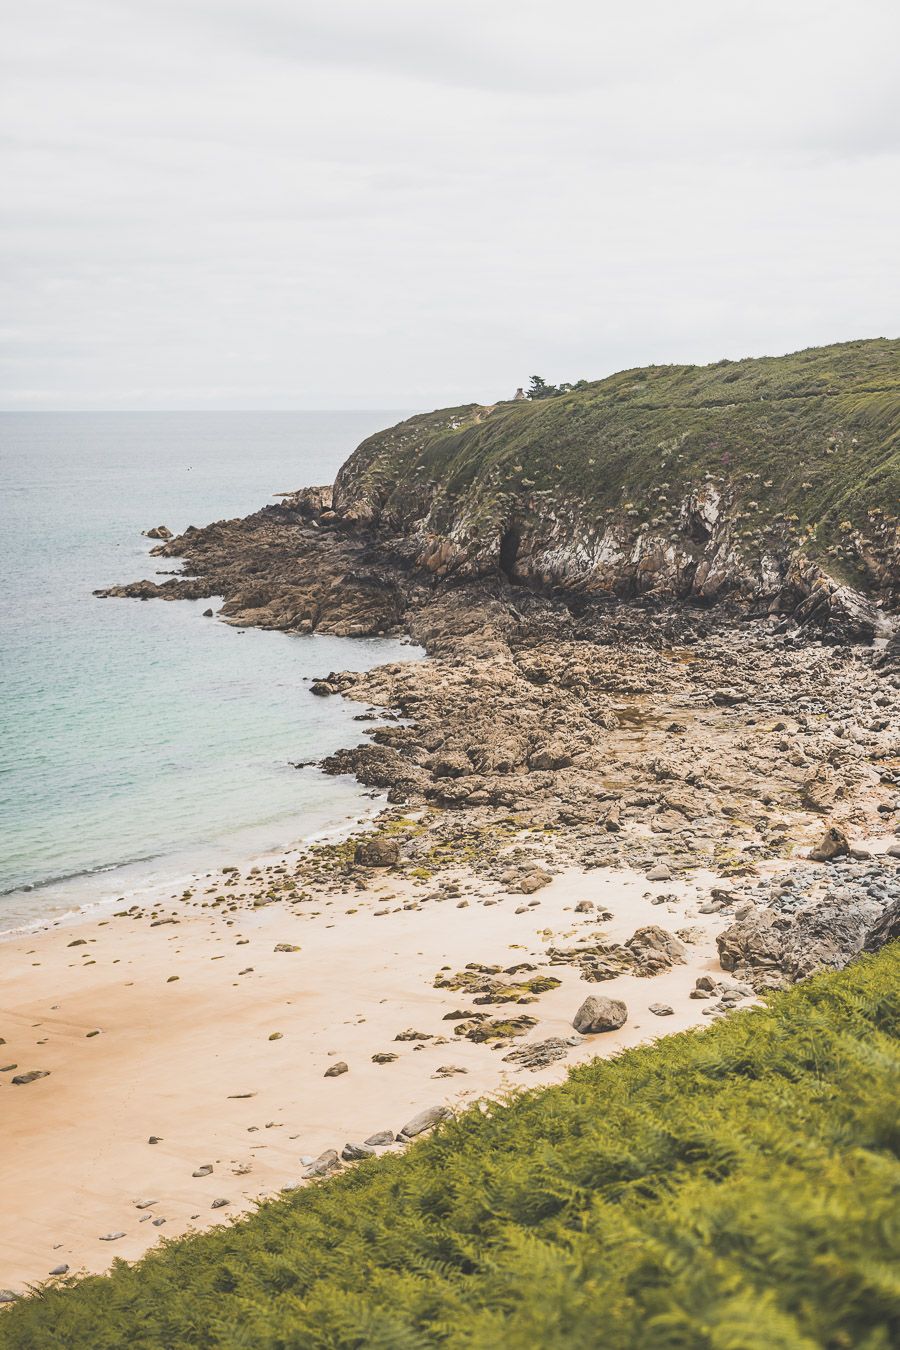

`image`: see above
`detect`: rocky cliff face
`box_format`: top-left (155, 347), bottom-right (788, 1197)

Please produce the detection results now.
top-left (330, 339), bottom-right (900, 641)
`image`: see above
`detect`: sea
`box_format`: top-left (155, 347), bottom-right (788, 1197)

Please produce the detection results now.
top-left (0, 410), bottom-right (418, 934)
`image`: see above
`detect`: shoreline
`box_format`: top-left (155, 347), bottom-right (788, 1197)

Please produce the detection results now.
top-left (0, 789), bottom-right (394, 944)
top-left (0, 846), bottom-right (742, 1293)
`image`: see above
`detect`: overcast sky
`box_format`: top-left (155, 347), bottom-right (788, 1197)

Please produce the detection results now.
top-left (2, 1), bottom-right (898, 410)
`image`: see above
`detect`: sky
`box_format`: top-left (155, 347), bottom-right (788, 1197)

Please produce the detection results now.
top-left (2, 0), bottom-right (898, 410)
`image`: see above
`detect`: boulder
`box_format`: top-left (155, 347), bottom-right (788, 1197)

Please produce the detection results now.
top-left (572, 995), bottom-right (627, 1033)
top-left (625, 925), bottom-right (688, 975)
top-left (364, 1130), bottom-right (396, 1147)
top-left (717, 908), bottom-right (784, 974)
top-left (341, 1142), bottom-right (376, 1161)
top-left (303, 1149), bottom-right (341, 1178)
top-left (354, 837), bottom-right (400, 867)
top-left (864, 898), bottom-right (900, 952)
top-left (431, 751), bottom-right (472, 779)
top-left (808, 825), bottom-right (850, 863)
top-left (519, 869), bottom-right (553, 894)
top-left (399, 1105), bottom-right (452, 1138)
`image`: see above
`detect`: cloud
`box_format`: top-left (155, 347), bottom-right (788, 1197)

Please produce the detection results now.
top-left (1, 0), bottom-right (898, 408)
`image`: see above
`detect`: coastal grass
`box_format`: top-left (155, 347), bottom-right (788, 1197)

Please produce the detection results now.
top-left (3, 944), bottom-right (899, 1348)
top-left (336, 338), bottom-right (900, 580)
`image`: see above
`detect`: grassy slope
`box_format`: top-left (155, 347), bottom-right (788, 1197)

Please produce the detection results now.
top-left (337, 339), bottom-right (900, 578)
top-left (4, 944), bottom-right (898, 1350)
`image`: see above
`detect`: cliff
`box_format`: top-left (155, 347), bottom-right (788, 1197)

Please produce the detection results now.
top-left (330, 338), bottom-right (900, 639)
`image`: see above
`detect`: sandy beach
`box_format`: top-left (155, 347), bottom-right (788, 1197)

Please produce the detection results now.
top-left (0, 850), bottom-right (737, 1292)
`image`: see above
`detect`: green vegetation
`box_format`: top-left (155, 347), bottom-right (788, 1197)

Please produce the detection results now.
top-left (335, 338), bottom-right (900, 584)
top-left (525, 374), bottom-right (588, 400)
top-left (4, 945), bottom-right (898, 1348)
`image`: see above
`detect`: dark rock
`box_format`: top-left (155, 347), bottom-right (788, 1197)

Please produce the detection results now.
top-left (354, 837), bottom-right (400, 867)
top-left (324, 1061), bottom-right (349, 1077)
top-left (809, 825), bottom-right (850, 862)
top-left (363, 1130), bottom-right (395, 1146)
top-left (341, 1142), bottom-right (376, 1161)
top-left (863, 897), bottom-right (900, 951)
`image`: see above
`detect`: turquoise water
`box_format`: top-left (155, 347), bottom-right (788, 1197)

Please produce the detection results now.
top-left (0, 411), bottom-right (416, 931)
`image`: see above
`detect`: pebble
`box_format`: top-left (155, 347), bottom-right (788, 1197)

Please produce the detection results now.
top-left (211, 1198), bottom-right (229, 1209)
top-left (192, 1164), bottom-right (213, 1177)
top-left (324, 1061), bottom-right (348, 1077)
top-left (99, 1232), bottom-right (126, 1241)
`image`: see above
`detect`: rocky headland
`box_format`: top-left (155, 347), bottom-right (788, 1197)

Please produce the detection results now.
top-left (98, 338), bottom-right (900, 990)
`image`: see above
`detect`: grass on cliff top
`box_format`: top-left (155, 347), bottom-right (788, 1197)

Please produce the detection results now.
top-left (3, 943), bottom-right (899, 1350)
top-left (337, 338), bottom-right (900, 556)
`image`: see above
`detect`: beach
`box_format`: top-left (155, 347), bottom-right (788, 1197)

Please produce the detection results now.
top-left (0, 848), bottom-right (736, 1291)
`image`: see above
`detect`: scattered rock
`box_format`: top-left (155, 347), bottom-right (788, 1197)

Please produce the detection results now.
top-left (625, 925), bottom-right (688, 975)
top-left (341, 1142), bottom-right (376, 1161)
top-left (572, 995), bottom-right (627, 1033)
top-left (303, 1149), bottom-right (341, 1178)
top-left (364, 1130), bottom-right (395, 1146)
top-left (399, 1105), bottom-right (452, 1138)
top-left (808, 825), bottom-right (850, 863)
top-left (354, 837), bottom-right (400, 867)
top-left (324, 1061), bottom-right (349, 1077)
top-left (502, 1036), bottom-right (580, 1070)
top-left (648, 1003), bottom-right (674, 1016)
top-left (11, 1070), bottom-right (50, 1086)
top-left (518, 869), bottom-right (553, 894)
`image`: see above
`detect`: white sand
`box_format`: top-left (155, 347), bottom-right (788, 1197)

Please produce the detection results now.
top-left (0, 862), bottom-right (733, 1292)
